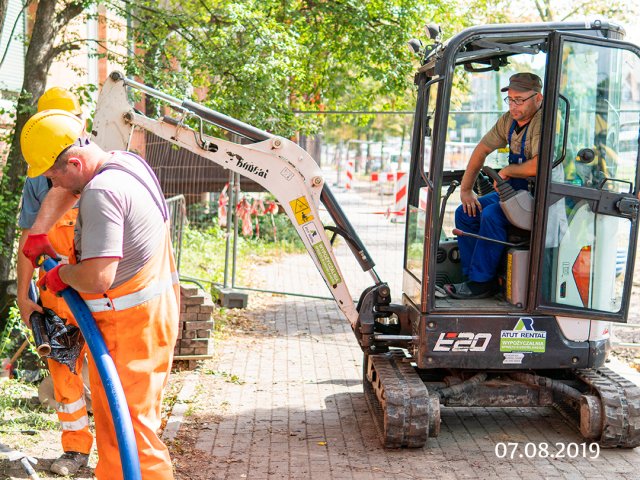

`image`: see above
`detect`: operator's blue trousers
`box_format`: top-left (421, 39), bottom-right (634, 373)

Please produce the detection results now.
top-left (455, 192), bottom-right (509, 283)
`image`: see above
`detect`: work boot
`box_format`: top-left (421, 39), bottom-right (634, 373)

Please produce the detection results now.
top-left (50, 451), bottom-right (89, 476)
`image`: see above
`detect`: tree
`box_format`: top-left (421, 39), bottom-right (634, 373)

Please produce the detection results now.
top-left (0, 1), bottom-right (8, 34)
top-left (484, 0), bottom-right (637, 23)
top-left (120, 1), bottom-right (507, 136)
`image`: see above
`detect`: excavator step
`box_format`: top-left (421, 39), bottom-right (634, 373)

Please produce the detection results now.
top-left (363, 351), bottom-right (440, 448)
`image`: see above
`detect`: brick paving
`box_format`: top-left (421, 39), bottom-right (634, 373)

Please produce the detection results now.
top-left (168, 294), bottom-right (640, 480)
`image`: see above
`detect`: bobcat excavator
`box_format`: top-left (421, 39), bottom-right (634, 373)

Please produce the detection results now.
top-left (92, 19), bottom-right (640, 449)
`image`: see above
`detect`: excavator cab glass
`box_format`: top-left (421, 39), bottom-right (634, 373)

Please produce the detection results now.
top-left (404, 22), bottom-right (640, 323)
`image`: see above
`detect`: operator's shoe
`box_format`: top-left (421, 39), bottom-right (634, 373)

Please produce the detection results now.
top-left (444, 280), bottom-right (496, 299)
top-left (50, 451), bottom-right (89, 476)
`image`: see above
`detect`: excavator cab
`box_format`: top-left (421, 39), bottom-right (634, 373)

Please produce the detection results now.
top-left (365, 20), bottom-right (640, 449)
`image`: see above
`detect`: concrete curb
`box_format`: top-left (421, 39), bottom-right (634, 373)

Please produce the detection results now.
top-left (162, 372), bottom-right (199, 442)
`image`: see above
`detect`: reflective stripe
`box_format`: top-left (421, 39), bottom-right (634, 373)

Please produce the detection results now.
top-left (84, 272), bottom-right (179, 313)
top-left (60, 416), bottom-right (89, 431)
top-left (56, 396), bottom-right (86, 414)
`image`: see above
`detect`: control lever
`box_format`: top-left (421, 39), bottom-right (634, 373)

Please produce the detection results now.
top-left (481, 166), bottom-right (533, 231)
top-left (475, 173), bottom-right (494, 196)
top-left (452, 228), bottom-right (527, 248)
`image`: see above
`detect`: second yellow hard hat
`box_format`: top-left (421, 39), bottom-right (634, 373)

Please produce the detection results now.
top-left (21, 109), bottom-right (85, 178)
top-left (37, 87), bottom-right (82, 116)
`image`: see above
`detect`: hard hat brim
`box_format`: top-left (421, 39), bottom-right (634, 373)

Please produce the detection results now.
top-left (27, 162), bottom-right (50, 179)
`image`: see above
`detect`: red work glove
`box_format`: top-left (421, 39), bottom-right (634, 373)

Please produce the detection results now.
top-left (37, 264), bottom-right (68, 296)
top-left (22, 233), bottom-right (58, 268)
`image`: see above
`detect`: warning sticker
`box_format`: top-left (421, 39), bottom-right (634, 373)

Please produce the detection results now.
top-left (280, 167), bottom-right (294, 181)
top-left (312, 242), bottom-right (342, 287)
top-left (302, 222), bottom-right (321, 246)
top-left (500, 317), bottom-right (547, 353)
top-left (289, 196), bottom-right (314, 225)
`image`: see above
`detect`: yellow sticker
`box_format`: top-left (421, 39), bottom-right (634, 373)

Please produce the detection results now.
top-left (289, 196), bottom-right (314, 225)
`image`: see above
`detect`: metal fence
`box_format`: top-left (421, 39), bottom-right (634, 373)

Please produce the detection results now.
top-left (166, 194), bottom-right (186, 272)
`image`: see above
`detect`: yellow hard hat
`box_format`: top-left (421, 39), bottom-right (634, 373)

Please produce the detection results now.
top-left (21, 109), bottom-right (85, 178)
top-left (37, 87), bottom-right (82, 116)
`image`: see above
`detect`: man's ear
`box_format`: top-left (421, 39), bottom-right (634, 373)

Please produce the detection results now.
top-left (67, 157), bottom-right (82, 170)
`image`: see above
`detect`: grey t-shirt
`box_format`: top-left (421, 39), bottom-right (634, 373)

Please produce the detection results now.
top-left (75, 152), bottom-right (167, 288)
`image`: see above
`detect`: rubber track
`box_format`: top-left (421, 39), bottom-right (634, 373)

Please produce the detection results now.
top-left (575, 367), bottom-right (640, 448)
top-left (363, 352), bottom-right (430, 448)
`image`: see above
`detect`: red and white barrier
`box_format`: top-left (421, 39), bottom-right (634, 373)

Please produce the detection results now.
top-left (369, 171), bottom-right (409, 221)
top-left (345, 160), bottom-right (354, 190)
top-left (393, 172), bottom-right (408, 216)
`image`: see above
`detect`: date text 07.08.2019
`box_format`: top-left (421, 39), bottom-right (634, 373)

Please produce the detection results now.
top-left (494, 442), bottom-right (600, 459)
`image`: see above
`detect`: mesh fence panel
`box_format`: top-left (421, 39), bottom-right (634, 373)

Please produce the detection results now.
top-left (132, 114), bottom-right (413, 301)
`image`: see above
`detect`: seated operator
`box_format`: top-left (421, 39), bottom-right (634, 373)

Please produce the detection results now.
top-left (444, 72), bottom-right (543, 299)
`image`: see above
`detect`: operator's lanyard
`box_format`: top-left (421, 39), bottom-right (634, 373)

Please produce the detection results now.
top-left (507, 120), bottom-right (530, 191)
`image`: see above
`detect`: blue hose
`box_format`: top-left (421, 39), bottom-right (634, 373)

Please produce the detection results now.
top-left (42, 258), bottom-right (141, 480)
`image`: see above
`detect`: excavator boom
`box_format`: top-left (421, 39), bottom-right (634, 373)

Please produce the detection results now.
top-left (92, 71), bottom-right (370, 327)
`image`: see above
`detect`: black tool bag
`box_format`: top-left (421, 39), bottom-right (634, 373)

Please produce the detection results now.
top-left (40, 308), bottom-right (85, 374)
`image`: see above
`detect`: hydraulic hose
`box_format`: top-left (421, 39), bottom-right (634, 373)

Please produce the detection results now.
top-left (436, 372), bottom-right (488, 400)
top-left (42, 257), bottom-right (141, 480)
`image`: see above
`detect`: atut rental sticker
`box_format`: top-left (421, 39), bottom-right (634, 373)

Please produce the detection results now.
top-left (500, 317), bottom-right (547, 353)
top-left (312, 241), bottom-right (342, 287)
top-left (289, 196), bottom-right (314, 225)
top-left (300, 219), bottom-right (341, 287)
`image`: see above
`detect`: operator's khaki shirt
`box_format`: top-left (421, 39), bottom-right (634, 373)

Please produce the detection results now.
top-left (480, 108), bottom-right (542, 159)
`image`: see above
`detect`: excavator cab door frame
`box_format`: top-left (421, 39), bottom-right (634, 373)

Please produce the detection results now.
top-left (532, 32), bottom-right (640, 322)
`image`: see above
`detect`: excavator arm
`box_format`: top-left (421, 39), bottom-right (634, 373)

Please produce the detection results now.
top-left (92, 71), bottom-right (382, 330)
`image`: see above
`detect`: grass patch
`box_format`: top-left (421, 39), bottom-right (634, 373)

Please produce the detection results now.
top-left (0, 379), bottom-right (58, 432)
top-left (179, 217), bottom-right (305, 288)
top-left (202, 369), bottom-right (245, 385)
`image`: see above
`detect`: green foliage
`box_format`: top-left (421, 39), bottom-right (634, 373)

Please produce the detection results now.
top-left (202, 369), bottom-right (245, 384)
top-left (179, 210), bottom-right (305, 287)
top-left (0, 305), bottom-right (31, 358)
top-left (118, 0), bottom-right (506, 137)
top-left (186, 201), bottom-right (219, 228)
top-left (0, 305), bottom-right (41, 380)
top-left (0, 104), bottom-right (21, 271)
top-left (0, 379), bottom-right (58, 432)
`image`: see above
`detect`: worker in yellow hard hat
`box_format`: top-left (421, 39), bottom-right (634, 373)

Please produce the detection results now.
top-left (16, 88), bottom-right (92, 476)
top-left (20, 107), bottom-right (179, 480)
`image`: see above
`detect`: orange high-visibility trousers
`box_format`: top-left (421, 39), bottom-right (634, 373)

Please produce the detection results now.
top-left (39, 208), bottom-right (92, 454)
top-left (81, 226), bottom-right (179, 480)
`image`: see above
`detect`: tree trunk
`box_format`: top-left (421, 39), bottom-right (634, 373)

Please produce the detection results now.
top-left (0, 0), bottom-right (9, 35)
top-left (0, 0), bottom-right (75, 283)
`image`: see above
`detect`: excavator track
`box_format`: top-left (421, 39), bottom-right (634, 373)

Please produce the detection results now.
top-left (362, 351), bottom-right (439, 448)
top-left (574, 367), bottom-right (640, 448)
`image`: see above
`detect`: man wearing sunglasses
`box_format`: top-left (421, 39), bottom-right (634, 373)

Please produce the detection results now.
top-left (445, 72), bottom-right (543, 299)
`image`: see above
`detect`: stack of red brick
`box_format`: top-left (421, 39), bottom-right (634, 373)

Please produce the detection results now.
top-left (174, 285), bottom-right (215, 366)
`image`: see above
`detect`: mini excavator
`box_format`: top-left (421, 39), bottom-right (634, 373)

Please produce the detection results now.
top-left (92, 20), bottom-right (640, 448)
